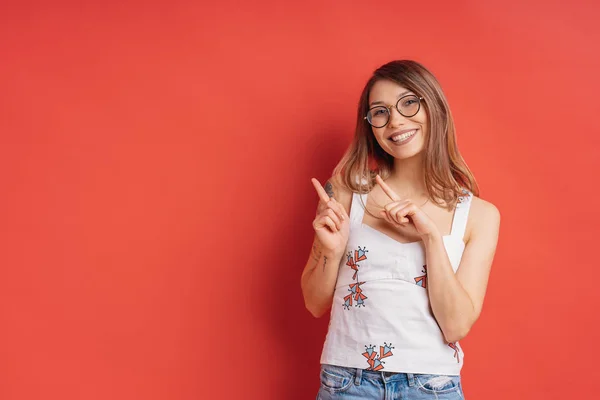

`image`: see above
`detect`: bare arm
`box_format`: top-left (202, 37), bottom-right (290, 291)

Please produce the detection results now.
top-left (425, 198), bottom-right (501, 342)
top-left (301, 237), bottom-right (345, 317)
top-left (375, 176), bottom-right (500, 343)
top-left (300, 177), bottom-right (351, 318)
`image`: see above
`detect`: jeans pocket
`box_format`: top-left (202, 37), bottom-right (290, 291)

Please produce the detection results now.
top-left (319, 364), bottom-right (354, 393)
top-left (415, 374), bottom-right (462, 395)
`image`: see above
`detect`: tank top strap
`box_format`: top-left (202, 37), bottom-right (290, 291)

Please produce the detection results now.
top-left (450, 189), bottom-right (473, 240)
top-left (349, 192), bottom-right (368, 228)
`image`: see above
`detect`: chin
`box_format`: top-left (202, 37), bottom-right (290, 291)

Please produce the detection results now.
top-left (393, 150), bottom-right (423, 160)
top-left (384, 142), bottom-right (425, 160)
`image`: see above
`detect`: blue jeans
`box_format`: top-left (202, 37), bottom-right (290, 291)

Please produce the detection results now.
top-left (317, 364), bottom-right (465, 400)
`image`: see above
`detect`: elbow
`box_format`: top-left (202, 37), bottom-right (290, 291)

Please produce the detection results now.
top-left (309, 308), bottom-right (327, 319)
top-left (443, 305), bottom-right (482, 342)
top-left (305, 301), bottom-right (328, 318)
top-left (301, 281), bottom-right (331, 318)
top-left (442, 317), bottom-right (478, 343)
top-left (302, 290), bottom-right (329, 318)
top-left (443, 326), bottom-right (471, 343)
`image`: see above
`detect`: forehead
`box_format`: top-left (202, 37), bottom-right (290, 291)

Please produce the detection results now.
top-left (369, 79), bottom-right (413, 105)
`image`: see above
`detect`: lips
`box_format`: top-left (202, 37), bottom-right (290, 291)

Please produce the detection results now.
top-left (388, 129), bottom-right (417, 142)
top-left (387, 128), bottom-right (417, 139)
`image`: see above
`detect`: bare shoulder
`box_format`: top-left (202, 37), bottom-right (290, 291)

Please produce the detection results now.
top-left (326, 174), bottom-right (353, 215)
top-left (465, 195), bottom-right (501, 243)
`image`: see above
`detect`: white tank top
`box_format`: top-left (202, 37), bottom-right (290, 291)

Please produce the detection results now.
top-left (320, 190), bottom-right (473, 375)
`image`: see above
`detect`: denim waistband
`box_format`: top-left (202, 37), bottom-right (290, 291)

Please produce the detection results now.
top-left (322, 364), bottom-right (417, 386)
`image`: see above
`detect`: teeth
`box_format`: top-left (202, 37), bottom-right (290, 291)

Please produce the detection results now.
top-left (390, 130), bottom-right (416, 142)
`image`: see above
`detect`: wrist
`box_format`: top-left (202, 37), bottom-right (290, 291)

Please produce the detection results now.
top-left (422, 230), bottom-right (444, 247)
top-left (323, 247), bottom-right (345, 259)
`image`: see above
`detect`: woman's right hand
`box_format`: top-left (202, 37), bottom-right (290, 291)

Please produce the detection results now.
top-left (311, 178), bottom-right (350, 254)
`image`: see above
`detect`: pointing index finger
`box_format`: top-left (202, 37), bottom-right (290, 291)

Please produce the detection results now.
top-left (376, 175), bottom-right (401, 202)
top-left (311, 178), bottom-right (332, 204)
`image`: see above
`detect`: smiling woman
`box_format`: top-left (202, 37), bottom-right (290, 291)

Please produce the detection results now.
top-left (300, 60), bottom-right (500, 400)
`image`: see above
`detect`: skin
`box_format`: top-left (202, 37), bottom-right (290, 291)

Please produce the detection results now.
top-left (300, 79), bottom-right (500, 344)
top-left (301, 178), bottom-right (350, 316)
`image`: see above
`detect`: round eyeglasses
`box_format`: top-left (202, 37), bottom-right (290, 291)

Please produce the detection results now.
top-left (364, 94), bottom-right (424, 128)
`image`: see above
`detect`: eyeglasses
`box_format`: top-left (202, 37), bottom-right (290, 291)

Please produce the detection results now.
top-left (364, 94), bottom-right (424, 128)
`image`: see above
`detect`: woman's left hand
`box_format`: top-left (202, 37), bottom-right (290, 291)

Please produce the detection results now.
top-left (376, 175), bottom-right (440, 239)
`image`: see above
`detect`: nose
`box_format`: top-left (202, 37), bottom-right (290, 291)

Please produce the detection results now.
top-left (388, 106), bottom-right (408, 128)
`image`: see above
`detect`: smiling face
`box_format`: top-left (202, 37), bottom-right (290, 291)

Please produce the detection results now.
top-left (368, 79), bottom-right (428, 160)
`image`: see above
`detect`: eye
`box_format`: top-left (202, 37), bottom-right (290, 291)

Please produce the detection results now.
top-left (372, 108), bottom-right (387, 116)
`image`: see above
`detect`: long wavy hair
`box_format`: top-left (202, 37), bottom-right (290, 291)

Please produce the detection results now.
top-left (332, 60), bottom-right (479, 209)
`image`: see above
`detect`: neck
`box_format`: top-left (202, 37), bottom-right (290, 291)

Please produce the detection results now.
top-left (384, 154), bottom-right (428, 199)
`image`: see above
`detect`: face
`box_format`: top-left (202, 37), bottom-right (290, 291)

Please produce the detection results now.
top-left (367, 79), bottom-right (428, 160)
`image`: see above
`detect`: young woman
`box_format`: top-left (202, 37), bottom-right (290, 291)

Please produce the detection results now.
top-left (301, 60), bottom-right (500, 399)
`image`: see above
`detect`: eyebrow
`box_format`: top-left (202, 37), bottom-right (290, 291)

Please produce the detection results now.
top-left (369, 91), bottom-right (413, 106)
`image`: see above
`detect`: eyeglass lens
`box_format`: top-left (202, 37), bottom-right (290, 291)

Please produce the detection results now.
top-left (366, 95), bottom-right (421, 128)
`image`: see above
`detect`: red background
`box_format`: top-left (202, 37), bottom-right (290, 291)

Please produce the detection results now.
top-left (1, 1), bottom-right (599, 399)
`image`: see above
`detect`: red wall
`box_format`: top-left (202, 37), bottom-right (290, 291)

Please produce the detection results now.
top-left (1, 1), bottom-right (599, 399)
